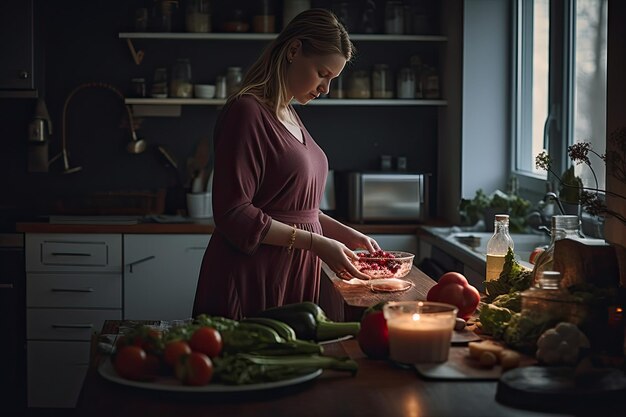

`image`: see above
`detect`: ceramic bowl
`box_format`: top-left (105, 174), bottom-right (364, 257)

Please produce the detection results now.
top-left (194, 84), bottom-right (216, 99)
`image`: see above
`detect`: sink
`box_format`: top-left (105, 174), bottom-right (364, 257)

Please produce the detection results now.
top-left (445, 232), bottom-right (551, 266)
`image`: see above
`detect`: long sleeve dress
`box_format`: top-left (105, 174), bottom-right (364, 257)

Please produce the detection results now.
top-left (192, 95), bottom-right (328, 319)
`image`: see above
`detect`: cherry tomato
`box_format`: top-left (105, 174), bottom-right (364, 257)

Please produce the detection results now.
top-left (113, 345), bottom-right (148, 381)
top-left (189, 326), bottom-right (223, 358)
top-left (426, 272), bottom-right (481, 320)
top-left (357, 309), bottom-right (389, 359)
top-left (175, 352), bottom-right (214, 386)
top-left (115, 326), bottom-right (163, 355)
top-left (163, 340), bottom-right (192, 368)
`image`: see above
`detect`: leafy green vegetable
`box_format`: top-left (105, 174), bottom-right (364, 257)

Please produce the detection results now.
top-left (483, 248), bottom-right (532, 303)
top-left (477, 303), bottom-right (514, 338)
top-left (503, 312), bottom-right (558, 354)
top-left (491, 292), bottom-right (522, 312)
top-left (214, 353), bottom-right (358, 385)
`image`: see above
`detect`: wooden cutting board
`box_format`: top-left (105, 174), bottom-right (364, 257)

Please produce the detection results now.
top-left (496, 366), bottom-right (626, 411)
top-left (414, 347), bottom-right (536, 380)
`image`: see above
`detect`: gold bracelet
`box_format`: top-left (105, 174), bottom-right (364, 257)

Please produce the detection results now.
top-left (308, 231), bottom-right (313, 250)
top-left (287, 225), bottom-right (297, 253)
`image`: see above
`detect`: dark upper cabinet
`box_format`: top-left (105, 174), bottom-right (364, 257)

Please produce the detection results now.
top-left (0, 0), bottom-right (35, 96)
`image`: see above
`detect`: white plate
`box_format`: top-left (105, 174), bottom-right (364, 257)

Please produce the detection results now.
top-left (98, 358), bottom-right (322, 393)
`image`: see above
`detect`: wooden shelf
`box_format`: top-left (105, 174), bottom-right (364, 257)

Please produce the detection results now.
top-left (118, 32), bottom-right (448, 42)
top-left (125, 98), bottom-right (447, 106)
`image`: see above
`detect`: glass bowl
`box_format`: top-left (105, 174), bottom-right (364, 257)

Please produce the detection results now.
top-left (351, 250), bottom-right (415, 279)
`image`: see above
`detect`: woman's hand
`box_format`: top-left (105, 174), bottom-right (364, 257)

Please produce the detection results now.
top-left (311, 234), bottom-right (372, 280)
top-left (338, 227), bottom-right (380, 253)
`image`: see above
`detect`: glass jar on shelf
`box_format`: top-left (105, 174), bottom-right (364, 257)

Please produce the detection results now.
top-left (384, 0), bottom-right (404, 35)
top-left (396, 67), bottom-right (416, 99)
top-left (226, 67), bottom-right (243, 96)
top-left (329, 73), bottom-right (346, 99)
top-left (347, 70), bottom-right (371, 99)
top-left (170, 58), bottom-right (193, 98)
top-left (151, 67), bottom-right (168, 98)
top-left (253, 0), bottom-right (275, 33)
top-left (185, 0), bottom-right (211, 33)
top-left (371, 64), bottom-right (393, 99)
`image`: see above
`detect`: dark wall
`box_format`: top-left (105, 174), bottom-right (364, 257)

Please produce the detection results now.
top-left (0, 0), bottom-right (440, 222)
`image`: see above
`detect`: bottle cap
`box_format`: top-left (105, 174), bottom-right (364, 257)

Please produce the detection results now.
top-left (552, 215), bottom-right (579, 230)
top-left (495, 214), bottom-right (509, 221)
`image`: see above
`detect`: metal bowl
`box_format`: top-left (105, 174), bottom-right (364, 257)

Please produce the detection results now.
top-left (351, 250), bottom-right (415, 279)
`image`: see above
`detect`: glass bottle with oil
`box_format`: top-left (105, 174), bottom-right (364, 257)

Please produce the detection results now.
top-left (485, 214), bottom-right (514, 282)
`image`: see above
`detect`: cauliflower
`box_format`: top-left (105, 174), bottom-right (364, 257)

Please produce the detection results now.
top-left (536, 322), bottom-right (590, 365)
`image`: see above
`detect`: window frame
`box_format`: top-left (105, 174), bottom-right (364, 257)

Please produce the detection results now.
top-left (511, 0), bottom-right (575, 198)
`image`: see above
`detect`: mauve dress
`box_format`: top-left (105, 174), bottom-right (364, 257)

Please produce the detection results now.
top-left (192, 95), bottom-right (328, 319)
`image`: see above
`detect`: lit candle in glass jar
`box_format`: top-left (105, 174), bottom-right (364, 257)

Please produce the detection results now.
top-left (383, 301), bottom-right (458, 363)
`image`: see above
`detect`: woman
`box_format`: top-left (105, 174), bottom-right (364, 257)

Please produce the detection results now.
top-left (193, 9), bottom-right (379, 319)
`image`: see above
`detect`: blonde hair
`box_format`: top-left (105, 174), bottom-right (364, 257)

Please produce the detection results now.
top-left (234, 8), bottom-right (354, 116)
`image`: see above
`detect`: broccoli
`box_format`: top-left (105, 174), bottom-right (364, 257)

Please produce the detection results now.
top-left (502, 312), bottom-right (558, 354)
top-left (478, 303), bottom-right (514, 338)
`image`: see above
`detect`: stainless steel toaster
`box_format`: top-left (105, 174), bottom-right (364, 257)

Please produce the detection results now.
top-left (347, 172), bottom-right (430, 223)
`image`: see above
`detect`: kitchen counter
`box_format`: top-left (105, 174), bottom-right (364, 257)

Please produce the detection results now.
top-left (76, 321), bottom-right (599, 417)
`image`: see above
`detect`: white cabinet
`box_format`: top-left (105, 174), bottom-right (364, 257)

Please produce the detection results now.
top-left (25, 233), bottom-right (122, 408)
top-left (123, 234), bottom-right (210, 320)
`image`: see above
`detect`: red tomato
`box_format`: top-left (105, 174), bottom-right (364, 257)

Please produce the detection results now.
top-left (115, 327), bottom-right (163, 355)
top-left (163, 340), bottom-right (192, 368)
top-left (357, 308), bottom-right (389, 359)
top-left (189, 326), bottom-right (223, 358)
top-left (426, 272), bottom-right (481, 320)
top-left (175, 352), bottom-right (214, 386)
top-left (113, 345), bottom-right (148, 381)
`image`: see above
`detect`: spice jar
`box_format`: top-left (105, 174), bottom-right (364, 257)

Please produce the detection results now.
top-left (185, 0), bottom-right (211, 33)
top-left (329, 73), bottom-right (345, 99)
top-left (215, 75), bottom-right (227, 99)
top-left (371, 64), bottom-right (393, 99)
top-left (385, 0), bottom-right (404, 35)
top-left (226, 67), bottom-right (243, 96)
top-left (151, 67), bottom-right (168, 98)
top-left (347, 70), bottom-right (371, 99)
top-left (131, 78), bottom-right (147, 98)
top-left (253, 0), bottom-right (275, 33)
top-left (397, 67), bottom-right (416, 99)
top-left (170, 58), bottom-right (193, 98)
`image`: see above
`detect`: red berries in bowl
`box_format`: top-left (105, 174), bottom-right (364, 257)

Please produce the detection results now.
top-left (352, 250), bottom-right (414, 279)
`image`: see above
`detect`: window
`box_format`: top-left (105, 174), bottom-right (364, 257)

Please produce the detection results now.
top-left (513, 0), bottom-right (607, 194)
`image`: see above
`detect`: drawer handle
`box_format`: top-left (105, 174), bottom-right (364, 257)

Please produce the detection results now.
top-left (51, 287), bottom-right (95, 293)
top-left (0, 283), bottom-right (14, 289)
top-left (127, 255), bottom-right (155, 273)
top-left (51, 252), bottom-right (92, 257)
top-left (51, 323), bottom-right (94, 329)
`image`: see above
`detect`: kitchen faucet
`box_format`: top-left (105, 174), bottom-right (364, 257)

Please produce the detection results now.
top-left (526, 191), bottom-right (567, 235)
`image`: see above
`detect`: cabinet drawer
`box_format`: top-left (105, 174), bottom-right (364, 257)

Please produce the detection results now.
top-left (26, 234), bottom-right (122, 273)
top-left (27, 341), bottom-right (90, 408)
top-left (27, 308), bottom-right (121, 341)
top-left (27, 273), bottom-right (122, 308)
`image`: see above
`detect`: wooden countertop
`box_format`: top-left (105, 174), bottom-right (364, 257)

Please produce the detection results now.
top-left (76, 321), bottom-right (588, 417)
